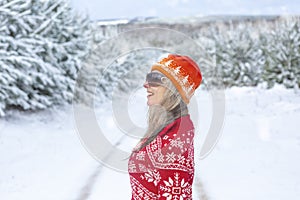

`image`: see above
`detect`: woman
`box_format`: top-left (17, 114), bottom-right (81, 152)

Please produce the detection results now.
top-left (128, 54), bottom-right (202, 200)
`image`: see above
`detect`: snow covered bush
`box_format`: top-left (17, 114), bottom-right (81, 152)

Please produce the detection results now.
top-left (0, 0), bottom-right (91, 116)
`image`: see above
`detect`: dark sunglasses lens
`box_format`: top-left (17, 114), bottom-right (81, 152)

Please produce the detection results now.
top-left (146, 72), bottom-right (164, 84)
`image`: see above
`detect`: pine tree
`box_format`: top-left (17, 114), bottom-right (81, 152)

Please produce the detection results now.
top-left (262, 16), bottom-right (300, 89)
top-left (196, 33), bottom-right (220, 89)
top-left (213, 23), bottom-right (265, 88)
top-left (0, 0), bottom-right (91, 116)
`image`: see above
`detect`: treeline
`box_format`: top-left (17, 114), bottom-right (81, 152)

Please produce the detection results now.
top-left (0, 0), bottom-right (299, 116)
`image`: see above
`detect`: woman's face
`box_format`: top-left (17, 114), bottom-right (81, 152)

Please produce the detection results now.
top-left (143, 71), bottom-right (166, 106)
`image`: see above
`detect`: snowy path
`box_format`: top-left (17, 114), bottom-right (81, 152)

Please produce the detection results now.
top-left (0, 86), bottom-right (299, 200)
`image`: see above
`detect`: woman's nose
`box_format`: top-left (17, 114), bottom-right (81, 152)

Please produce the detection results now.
top-left (143, 81), bottom-right (150, 88)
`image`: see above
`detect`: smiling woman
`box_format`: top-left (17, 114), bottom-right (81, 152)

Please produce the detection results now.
top-left (128, 54), bottom-right (202, 199)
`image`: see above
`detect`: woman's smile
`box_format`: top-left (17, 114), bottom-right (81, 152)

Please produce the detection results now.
top-left (144, 83), bottom-right (166, 106)
top-left (147, 90), bottom-right (154, 98)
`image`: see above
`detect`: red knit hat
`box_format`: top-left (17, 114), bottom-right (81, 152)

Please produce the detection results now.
top-left (151, 54), bottom-right (202, 104)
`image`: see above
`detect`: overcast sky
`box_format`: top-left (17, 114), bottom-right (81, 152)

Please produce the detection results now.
top-left (70, 0), bottom-right (299, 20)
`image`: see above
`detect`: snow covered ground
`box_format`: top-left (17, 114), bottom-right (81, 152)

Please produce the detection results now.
top-left (0, 85), bottom-right (299, 200)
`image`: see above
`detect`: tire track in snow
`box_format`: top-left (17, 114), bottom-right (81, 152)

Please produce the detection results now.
top-left (74, 135), bottom-right (126, 200)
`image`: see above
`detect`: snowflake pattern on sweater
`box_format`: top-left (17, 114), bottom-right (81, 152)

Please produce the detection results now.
top-left (128, 115), bottom-right (195, 200)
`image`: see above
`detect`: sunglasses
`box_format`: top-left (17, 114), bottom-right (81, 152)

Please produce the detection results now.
top-left (146, 72), bottom-right (166, 87)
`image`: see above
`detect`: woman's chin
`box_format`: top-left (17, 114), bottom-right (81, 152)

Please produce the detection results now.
top-left (147, 96), bottom-right (162, 106)
top-left (147, 101), bottom-right (153, 106)
top-left (147, 96), bottom-right (153, 106)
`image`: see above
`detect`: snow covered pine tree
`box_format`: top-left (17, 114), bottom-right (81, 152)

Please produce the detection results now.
top-left (262, 17), bottom-right (300, 89)
top-left (0, 0), bottom-right (91, 116)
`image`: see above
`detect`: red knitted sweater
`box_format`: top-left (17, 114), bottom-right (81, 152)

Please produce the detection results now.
top-left (128, 115), bottom-right (195, 200)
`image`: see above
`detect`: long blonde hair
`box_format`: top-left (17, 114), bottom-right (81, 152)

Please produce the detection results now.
top-left (133, 76), bottom-right (188, 152)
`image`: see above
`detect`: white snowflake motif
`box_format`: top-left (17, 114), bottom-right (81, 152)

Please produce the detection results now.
top-left (144, 169), bottom-right (161, 186)
top-left (160, 173), bottom-right (192, 200)
top-left (136, 151), bottom-right (146, 161)
top-left (170, 138), bottom-right (184, 150)
top-left (166, 152), bottom-right (176, 163)
top-left (177, 155), bottom-right (185, 165)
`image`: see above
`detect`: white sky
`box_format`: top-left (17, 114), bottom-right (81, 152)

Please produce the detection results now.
top-left (70, 0), bottom-right (299, 20)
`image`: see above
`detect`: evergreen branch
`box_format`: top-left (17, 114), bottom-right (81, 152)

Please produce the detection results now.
top-left (32, 1), bottom-right (66, 35)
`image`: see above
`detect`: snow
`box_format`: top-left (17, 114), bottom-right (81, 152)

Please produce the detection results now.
top-left (0, 86), bottom-right (300, 200)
